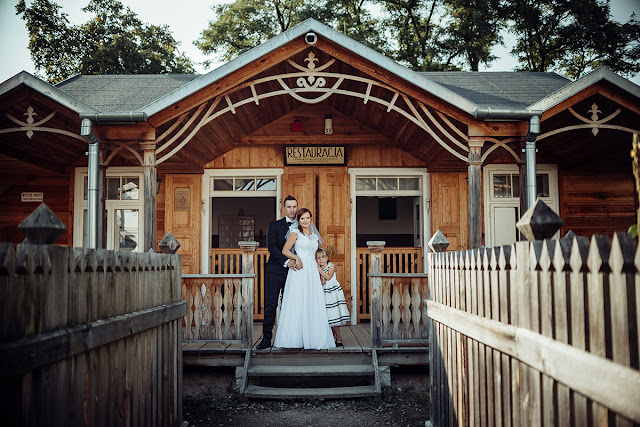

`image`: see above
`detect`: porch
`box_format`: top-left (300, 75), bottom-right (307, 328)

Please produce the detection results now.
top-left (179, 240), bottom-right (429, 398)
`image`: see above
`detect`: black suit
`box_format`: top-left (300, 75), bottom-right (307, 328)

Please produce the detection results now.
top-left (262, 217), bottom-right (293, 342)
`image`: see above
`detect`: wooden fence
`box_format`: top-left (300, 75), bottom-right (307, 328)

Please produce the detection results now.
top-left (0, 243), bottom-right (186, 427)
top-left (367, 242), bottom-right (429, 348)
top-left (357, 246), bottom-right (423, 320)
top-left (427, 234), bottom-right (640, 426)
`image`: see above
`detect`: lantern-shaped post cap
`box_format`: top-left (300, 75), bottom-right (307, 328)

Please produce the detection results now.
top-left (429, 230), bottom-right (450, 252)
top-left (18, 203), bottom-right (67, 244)
top-left (158, 232), bottom-right (181, 254)
top-left (516, 199), bottom-right (563, 241)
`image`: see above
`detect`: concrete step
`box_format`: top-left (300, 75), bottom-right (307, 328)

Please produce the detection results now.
top-left (244, 385), bottom-right (378, 399)
top-left (248, 364), bottom-right (375, 377)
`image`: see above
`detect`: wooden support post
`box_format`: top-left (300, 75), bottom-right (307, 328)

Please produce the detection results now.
top-left (141, 142), bottom-right (157, 252)
top-left (239, 241), bottom-right (258, 349)
top-left (468, 139), bottom-right (484, 249)
top-left (367, 241), bottom-right (385, 349)
top-left (518, 139), bottom-right (527, 235)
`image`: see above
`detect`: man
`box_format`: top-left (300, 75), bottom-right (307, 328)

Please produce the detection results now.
top-left (257, 195), bottom-right (298, 349)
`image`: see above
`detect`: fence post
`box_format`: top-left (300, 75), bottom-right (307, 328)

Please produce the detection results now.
top-left (239, 241), bottom-right (258, 349)
top-left (367, 241), bottom-right (385, 349)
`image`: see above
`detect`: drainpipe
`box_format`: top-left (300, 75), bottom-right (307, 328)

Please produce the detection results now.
top-left (79, 112), bottom-right (148, 249)
top-left (81, 119), bottom-right (100, 249)
top-left (474, 108), bottom-right (543, 210)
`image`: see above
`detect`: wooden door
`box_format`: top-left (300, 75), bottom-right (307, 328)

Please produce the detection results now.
top-left (281, 168), bottom-right (316, 217)
top-left (165, 174), bottom-right (201, 274)
top-left (430, 172), bottom-right (469, 251)
top-left (317, 168), bottom-right (351, 322)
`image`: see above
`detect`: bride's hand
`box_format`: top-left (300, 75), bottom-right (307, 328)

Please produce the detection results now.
top-left (295, 257), bottom-right (303, 269)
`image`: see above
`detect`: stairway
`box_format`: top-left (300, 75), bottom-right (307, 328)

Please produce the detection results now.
top-left (238, 349), bottom-right (382, 399)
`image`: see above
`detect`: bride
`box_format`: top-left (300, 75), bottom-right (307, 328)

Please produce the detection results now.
top-left (273, 208), bottom-right (336, 349)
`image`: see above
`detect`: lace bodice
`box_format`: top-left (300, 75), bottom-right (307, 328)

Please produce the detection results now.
top-left (292, 229), bottom-right (319, 258)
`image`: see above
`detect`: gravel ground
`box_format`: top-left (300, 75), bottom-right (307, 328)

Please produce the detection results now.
top-left (183, 366), bottom-right (430, 427)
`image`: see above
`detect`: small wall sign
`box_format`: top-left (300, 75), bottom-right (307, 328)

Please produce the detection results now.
top-left (285, 145), bottom-right (345, 165)
top-left (21, 192), bottom-right (43, 202)
top-left (174, 188), bottom-right (191, 211)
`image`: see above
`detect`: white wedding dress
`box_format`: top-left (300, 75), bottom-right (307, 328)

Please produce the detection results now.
top-left (274, 229), bottom-right (336, 349)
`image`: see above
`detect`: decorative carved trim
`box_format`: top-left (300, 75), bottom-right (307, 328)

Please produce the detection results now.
top-left (1, 106), bottom-right (84, 142)
top-left (155, 49), bottom-right (470, 164)
top-left (539, 103), bottom-right (636, 140)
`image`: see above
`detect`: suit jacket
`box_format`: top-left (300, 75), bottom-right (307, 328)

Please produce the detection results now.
top-left (266, 217), bottom-right (292, 276)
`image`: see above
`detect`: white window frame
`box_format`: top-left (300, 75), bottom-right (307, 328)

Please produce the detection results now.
top-left (348, 167), bottom-right (430, 324)
top-left (483, 164), bottom-right (559, 247)
top-left (73, 167), bottom-right (145, 251)
top-left (200, 168), bottom-right (284, 273)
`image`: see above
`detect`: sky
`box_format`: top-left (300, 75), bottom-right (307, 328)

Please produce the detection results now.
top-left (1, 0), bottom-right (639, 85)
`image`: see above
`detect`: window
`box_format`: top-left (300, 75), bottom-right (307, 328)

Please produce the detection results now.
top-left (355, 177), bottom-right (420, 193)
top-left (74, 168), bottom-right (144, 251)
top-left (484, 165), bottom-right (558, 247)
top-left (212, 177), bottom-right (276, 192)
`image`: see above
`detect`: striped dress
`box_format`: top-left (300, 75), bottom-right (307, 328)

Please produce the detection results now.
top-left (322, 262), bottom-right (351, 326)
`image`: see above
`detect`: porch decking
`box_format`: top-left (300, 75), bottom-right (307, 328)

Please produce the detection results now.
top-left (182, 323), bottom-right (428, 367)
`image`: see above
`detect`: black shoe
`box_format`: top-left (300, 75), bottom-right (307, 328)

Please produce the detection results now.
top-left (256, 338), bottom-right (271, 350)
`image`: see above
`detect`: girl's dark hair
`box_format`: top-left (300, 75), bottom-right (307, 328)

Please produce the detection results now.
top-left (296, 208), bottom-right (312, 233)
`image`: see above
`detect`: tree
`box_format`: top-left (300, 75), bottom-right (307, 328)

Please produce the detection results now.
top-left (441, 0), bottom-right (503, 71)
top-left (504, 0), bottom-right (640, 78)
top-left (195, 0), bottom-right (386, 64)
top-left (17, 0), bottom-right (194, 84)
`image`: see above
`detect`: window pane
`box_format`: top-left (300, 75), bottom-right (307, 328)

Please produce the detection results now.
top-left (512, 175), bottom-right (520, 198)
top-left (255, 178), bottom-right (276, 191)
top-left (235, 178), bottom-right (255, 191)
top-left (115, 209), bottom-right (139, 252)
top-left (83, 209), bottom-right (87, 247)
top-left (122, 177), bottom-right (139, 200)
top-left (536, 174), bottom-right (550, 197)
top-left (356, 178), bottom-right (376, 191)
top-left (399, 178), bottom-right (419, 190)
top-left (107, 178), bottom-right (121, 200)
top-left (213, 179), bottom-right (233, 191)
top-left (378, 178), bottom-right (398, 191)
top-left (83, 176), bottom-right (88, 200)
top-left (493, 175), bottom-right (511, 198)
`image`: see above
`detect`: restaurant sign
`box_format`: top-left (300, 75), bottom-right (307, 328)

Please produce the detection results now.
top-left (285, 146), bottom-right (345, 165)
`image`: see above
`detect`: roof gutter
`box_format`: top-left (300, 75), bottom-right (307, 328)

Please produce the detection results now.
top-left (79, 112), bottom-right (148, 249)
top-left (473, 108), bottom-right (543, 210)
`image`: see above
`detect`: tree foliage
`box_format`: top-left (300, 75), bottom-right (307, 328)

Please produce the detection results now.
top-left (196, 0), bottom-right (639, 78)
top-left (17, 0), bottom-right (194, 83)
top-left (504, 0), bottom-right (640, 78)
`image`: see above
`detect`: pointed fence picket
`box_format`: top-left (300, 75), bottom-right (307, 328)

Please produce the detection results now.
top-left (427, 233), bottom-right (640, 427)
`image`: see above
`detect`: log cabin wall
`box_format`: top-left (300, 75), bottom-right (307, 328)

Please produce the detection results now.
top-left (559, 150), bottom-right (635, 237)
top-left (0, 156), bottom-right (73, 245)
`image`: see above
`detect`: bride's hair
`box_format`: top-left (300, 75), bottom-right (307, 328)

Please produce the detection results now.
top-left (296, 208), bottom-right (312, 233)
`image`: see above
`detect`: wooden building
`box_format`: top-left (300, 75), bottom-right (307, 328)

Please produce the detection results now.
top-left (1, 19), bottom-right (639, 323)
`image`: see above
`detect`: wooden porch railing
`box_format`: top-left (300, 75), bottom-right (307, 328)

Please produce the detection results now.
top-left (366, 241), bottom-right (429, 348)
top-left (183, 242), bottom-right (257, 347)
top-left (357, 246), bottom-right (423, 321)
top-left (426, 234), bottom-right (640, 426)
top-left (210, 247), bottom-right (269, 320)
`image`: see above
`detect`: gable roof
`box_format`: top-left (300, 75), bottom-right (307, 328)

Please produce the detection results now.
top-left (56, 74), bottom-right (200, 112)
top-left (138, 18), bottom-right (479, 117)
top-left (421, 71), bottom-right (571, 110)
top-left (0, 71), bottom-right (98, 114)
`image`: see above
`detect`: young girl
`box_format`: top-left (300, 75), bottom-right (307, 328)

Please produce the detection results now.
top-left (316, 248), bottom-right (350, 346)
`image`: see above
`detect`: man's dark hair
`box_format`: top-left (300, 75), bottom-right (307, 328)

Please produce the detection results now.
top-left (283, 195), bottom-right (297, 204)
